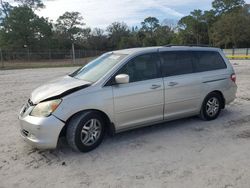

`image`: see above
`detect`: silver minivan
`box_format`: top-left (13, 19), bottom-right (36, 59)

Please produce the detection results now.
top-left (19, 46), bottom-right (237, 152)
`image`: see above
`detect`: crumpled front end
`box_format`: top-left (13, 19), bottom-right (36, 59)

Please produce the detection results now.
top-left (19, 101), bottom-right (65, 149)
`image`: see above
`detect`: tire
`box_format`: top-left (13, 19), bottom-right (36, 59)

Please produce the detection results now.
top-left (200, 92), bottom-right (223, 121)
top-left (66, 111), bottom-right (105, 152)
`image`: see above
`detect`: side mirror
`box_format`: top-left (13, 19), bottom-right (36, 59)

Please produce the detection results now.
top-left (115, 74), bottom-right (129, 84)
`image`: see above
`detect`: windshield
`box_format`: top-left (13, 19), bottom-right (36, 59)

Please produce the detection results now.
top-left (70, 53), bottom-right (127, 82)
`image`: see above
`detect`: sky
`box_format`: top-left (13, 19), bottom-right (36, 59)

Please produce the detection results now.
top-left (37, 0), bottom-right (249, 29)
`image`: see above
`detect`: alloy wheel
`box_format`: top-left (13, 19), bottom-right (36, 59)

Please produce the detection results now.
top-left (206, 97), bottom-right (219, 117)
top-left (81, 119), bottom-right (101, 146)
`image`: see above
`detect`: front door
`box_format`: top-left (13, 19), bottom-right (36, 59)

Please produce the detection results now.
top-left (112, 53), bottom-right (164, 130)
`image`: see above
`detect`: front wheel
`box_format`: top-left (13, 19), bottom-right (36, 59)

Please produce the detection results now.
top-left (200, 92), bottom-right (222, 121)
top-left (66, 111), bottom-right (105, 152)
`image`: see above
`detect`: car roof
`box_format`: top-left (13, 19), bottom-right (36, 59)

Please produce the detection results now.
top-left (113, 46), bottom-right (221, 55)
top-left (113, 46), bottom-right (161, 55)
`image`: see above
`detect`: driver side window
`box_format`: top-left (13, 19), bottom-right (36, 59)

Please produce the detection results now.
top-left (117, 53), bottom-right (160, 83)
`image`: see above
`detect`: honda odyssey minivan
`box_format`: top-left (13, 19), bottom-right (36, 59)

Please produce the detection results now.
top-left (19, 46), bottom-right (237, 152)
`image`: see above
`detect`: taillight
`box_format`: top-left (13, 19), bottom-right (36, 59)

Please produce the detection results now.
top-left (231, 73), bottom-right (236, 83)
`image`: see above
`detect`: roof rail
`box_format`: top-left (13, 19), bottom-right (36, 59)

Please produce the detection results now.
top-left (164, 44), bottom-right (212, 47)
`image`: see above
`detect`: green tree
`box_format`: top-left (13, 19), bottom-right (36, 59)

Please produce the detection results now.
top-left (106, 22), bottom-right (129, 49)
top-left (0, 0), bottom-right (12, 20)
top-left (118, 29), bottom-right (141, 49)
top-left (210, 5), bottom-right (250, 48)
top-left (86, 28), bottom-right (109, 50)
top-left (139, 17), bottom-right (160, 46)
top-left (14, 0), bottom-right (44, 10)
top-left (212, 0), bottom-right (245, 14)
top-left (178, 9), bottom-right (209, 44)
top-left (55, 12), bottom-right (84, 41)
top-left (202, 10), bottom-right (217, 44)
top-left (141, 17), bottom-right (160, 38)
top-left (1, 6), bottom-right (52, 49)
top-left (155, 26), bottom-right (174, 46)
top-left (55, 11), bottom-right (85, 59)
top-left (203, 10), bottom-right (217, 26)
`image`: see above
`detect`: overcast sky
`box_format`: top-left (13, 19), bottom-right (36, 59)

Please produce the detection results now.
top-left (37, 0), bottom-right (250, 28)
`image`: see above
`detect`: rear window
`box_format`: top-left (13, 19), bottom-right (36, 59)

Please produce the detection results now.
top-left (194, 51), bottom-right (227, 72)
top-left (160, 51), bottom-right (194, 77)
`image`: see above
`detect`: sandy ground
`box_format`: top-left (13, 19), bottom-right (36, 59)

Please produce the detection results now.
top-left (0, 60), bottom-right (250, 188)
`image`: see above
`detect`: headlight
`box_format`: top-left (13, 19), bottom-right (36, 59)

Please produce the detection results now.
top-left (30, 99), bottom-right (62, 117)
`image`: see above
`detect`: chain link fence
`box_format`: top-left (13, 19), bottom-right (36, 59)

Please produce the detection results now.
top-left (0, 49), bottom-right (106, 69)
top-left (223, 48), bottom-right (250, 59)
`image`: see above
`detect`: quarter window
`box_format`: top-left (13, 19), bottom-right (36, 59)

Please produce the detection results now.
top-left (194, 51), bottom-right (227, 72)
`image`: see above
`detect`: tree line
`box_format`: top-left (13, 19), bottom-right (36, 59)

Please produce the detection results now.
top-left (0, 0), bottom-right (250, 52)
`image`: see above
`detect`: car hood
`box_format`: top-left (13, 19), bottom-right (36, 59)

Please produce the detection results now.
top-left (30, 75), bottom-right (91, 104)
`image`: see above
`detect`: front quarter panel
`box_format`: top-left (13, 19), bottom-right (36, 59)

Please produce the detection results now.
top-left (52, 85), bottom-right (114, 123)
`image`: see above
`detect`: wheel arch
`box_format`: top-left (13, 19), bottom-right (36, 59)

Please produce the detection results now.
top-left (59, 109), bottom-right (115, 138)
top-left (204, 90), bottom-right (225, 109)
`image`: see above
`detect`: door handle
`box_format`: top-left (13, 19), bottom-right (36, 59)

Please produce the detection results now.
top-left (150, 84), bottom-right (161, 89)
top-left (168, 82), bottom-right (178, 87)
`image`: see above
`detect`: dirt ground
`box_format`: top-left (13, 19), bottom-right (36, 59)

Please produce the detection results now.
top-left (0, 60), bottom-right (250, 188)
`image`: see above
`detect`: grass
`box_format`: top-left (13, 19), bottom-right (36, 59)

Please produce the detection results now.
top-left (226, 55), bottom-right (250, 59)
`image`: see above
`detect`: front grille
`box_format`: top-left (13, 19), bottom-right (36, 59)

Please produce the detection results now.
top-left (21, 129), bottom-right (29, 137)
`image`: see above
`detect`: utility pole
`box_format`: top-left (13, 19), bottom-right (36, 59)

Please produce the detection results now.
top-left (0, 48), bottom-right (3, 69)
top-left (72, 43), bottom-right (76, 64)
top-left (246, 48), bottom-right (249, 60)
top-left (24, 44), bottom-right (30, 62)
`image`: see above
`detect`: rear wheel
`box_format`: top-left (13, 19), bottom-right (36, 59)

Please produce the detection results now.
top-left (200, 92), bottom-right (222, 121)
top-left (66, 111), bottom-right (105, 152)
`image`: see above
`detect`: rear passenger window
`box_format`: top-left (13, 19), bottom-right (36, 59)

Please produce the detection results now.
top-left (161, 51), bottom-right (194, 77)
top-left (194, 51), bottom-right (227, 72)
